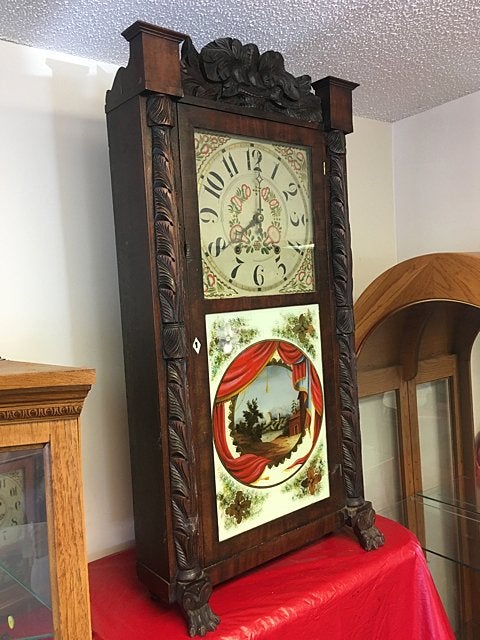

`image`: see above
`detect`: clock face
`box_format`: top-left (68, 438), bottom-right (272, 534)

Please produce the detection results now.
top-left (0, 470), bottom-right (25, 545)
top-left (195, 130), bottom-right (315, 299)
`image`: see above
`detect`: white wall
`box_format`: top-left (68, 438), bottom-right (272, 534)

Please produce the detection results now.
top-left (348, 116), bottom-right (396, 297)
top-left (394, 90), bottom-right (480, 260)
top-left (394, 89), bottom-right (480, 444)
top-left (0, 40), bottom-right (132, 560)
top-left (0, 39), bottom-right (395, 560)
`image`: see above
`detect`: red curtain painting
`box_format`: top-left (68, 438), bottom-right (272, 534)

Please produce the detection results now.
top-left (213, 340), bottom-right (323, 484)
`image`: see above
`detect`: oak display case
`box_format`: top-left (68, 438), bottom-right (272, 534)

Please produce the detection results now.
top-left (0, 360), bottom-right (95, 640)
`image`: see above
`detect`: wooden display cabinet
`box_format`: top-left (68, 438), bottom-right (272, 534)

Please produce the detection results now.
top-left (354, 252), bottom-right (480, 638)
top-left (0, 359), bottom-right (94, 640)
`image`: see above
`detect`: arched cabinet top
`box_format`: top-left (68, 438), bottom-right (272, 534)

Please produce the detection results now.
top-left (355, 252), bottom-right (480, 355)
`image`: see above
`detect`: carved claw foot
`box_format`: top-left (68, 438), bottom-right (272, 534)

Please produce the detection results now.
top-left (355, 524), bottom-right (385, 551)
top-left (185, 603), bottom-right (221, 637)
top-left (344, 500), bottom-right (385, 551)
top-left (177, 571), bottom-right (220, 637)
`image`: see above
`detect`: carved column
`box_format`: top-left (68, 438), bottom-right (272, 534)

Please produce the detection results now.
top-left (313, 77), bottom-right (384, 550)
top-left (147, 95), bottom-right (219, 636)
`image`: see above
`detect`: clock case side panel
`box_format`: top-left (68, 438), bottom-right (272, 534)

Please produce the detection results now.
top-left (106, 97), bottom-right (177, 600)
top-left (313, 77), bottom-right (385, 548)
top-left (175, 101), bottom-right (348, 582)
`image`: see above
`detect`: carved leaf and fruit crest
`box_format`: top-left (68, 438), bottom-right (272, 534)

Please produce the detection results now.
top-left (181, 36), bottom-right (323, 123)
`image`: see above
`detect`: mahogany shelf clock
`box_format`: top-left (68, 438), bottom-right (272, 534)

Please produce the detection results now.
top-left (106, 21), bottom-right (383, 636)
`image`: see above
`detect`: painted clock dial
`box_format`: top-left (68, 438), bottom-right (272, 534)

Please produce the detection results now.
top-left (0, 470), bottom-right (25, 544)
top-left (195, 130), bottom-right (315, 299)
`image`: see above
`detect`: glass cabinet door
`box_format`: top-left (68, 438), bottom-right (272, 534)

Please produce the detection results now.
top-left (360, 391), bottom-right (404, 522)
top-left (354, 253), bottom-right (480, 637)
top-left (415, 378), bottom-right (461, 631)
top-left (472, 334), bottom-right (480, 512)
top-left (0, 447), bottom-right (53, 640)
top-left (417, 379), bottom-right (455, 495)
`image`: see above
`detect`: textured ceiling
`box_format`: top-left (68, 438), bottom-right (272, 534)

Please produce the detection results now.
top-left (1, 0), bottom-right (480, 121)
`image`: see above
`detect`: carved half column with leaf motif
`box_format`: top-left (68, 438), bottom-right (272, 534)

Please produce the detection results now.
top-left (147, 94), bottom-right (219, 635)
top-left (313, 78), bottom-right (384, 550)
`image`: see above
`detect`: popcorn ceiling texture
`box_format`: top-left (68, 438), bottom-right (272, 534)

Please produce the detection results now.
top-left (1, 0), bottom-right (480, 121)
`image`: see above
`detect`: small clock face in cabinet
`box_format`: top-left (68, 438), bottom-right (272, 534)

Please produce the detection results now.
top-left (195, 131), bottom-right (315, 299)
top-left (0, 470), bottom-right (26, 545)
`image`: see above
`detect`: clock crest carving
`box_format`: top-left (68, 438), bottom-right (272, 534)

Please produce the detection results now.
top-left (180, 36), bottom-right (323, 122)
top-left (106, 21), bottom-right (384, 637)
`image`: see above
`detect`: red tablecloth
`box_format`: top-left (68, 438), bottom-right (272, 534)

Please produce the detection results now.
top-left (89, 516), bottom-right (454, 639)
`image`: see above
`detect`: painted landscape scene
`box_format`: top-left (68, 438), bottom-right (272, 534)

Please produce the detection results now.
top-left (231, 364), bottom-right (306, 466)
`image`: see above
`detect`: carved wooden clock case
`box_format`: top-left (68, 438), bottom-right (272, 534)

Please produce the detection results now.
top-left (106, 21), bottom-right (383, 636)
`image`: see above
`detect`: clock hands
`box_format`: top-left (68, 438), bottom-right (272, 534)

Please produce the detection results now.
top-left (253, 165), bottom-right (265, 235)
top-left (235, 169), bottom-right (264, 239)
top-left (228, 173), bottom-right (285, 260)
top-left (229, 171), bottom-right (265, 250)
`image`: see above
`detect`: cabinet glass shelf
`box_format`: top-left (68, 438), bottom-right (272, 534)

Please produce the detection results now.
top-left (379, 477), bottom-right (480, 573)
top-left (417, 476), bottom-right (480, 514)
top-left (417, 477), bottom-right (480, 573)
top-left (0, 530), bottom-right (53, 639)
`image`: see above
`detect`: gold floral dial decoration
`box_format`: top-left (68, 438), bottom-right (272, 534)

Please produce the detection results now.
top-left (195, 130), bottom-right (315, 299)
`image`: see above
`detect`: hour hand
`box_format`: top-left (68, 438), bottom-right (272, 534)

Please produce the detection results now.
top-left (252, 210), bottom-right (264, 234)
top-left (230, 212), bottom-right (260, 242)
top-left (230, 225), bottom-right (247, 244)
top-left (241, 208), bottom-right (264, 237)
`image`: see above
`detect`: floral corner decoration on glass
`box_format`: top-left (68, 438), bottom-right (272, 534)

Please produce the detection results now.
top-left (281, 448), bottom-right (326, 499)
top-left (194, 132), bottom-right (230, 163)
top-left (208, 317), bottom-right (259, 378)
top-left (273, 309), bottom-right (317, 358)
top-left (225, 491), bottom-right (251, 524)
top-left (301, 464), bottom-right (322, 495)
top-left (217, 473), bottom-right (267, 529)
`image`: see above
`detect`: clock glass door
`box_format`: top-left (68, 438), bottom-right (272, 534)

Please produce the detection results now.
top-left (178, 102), bottom-right (345, 569)
top-left (0, 447), bottom-right (53, 639)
